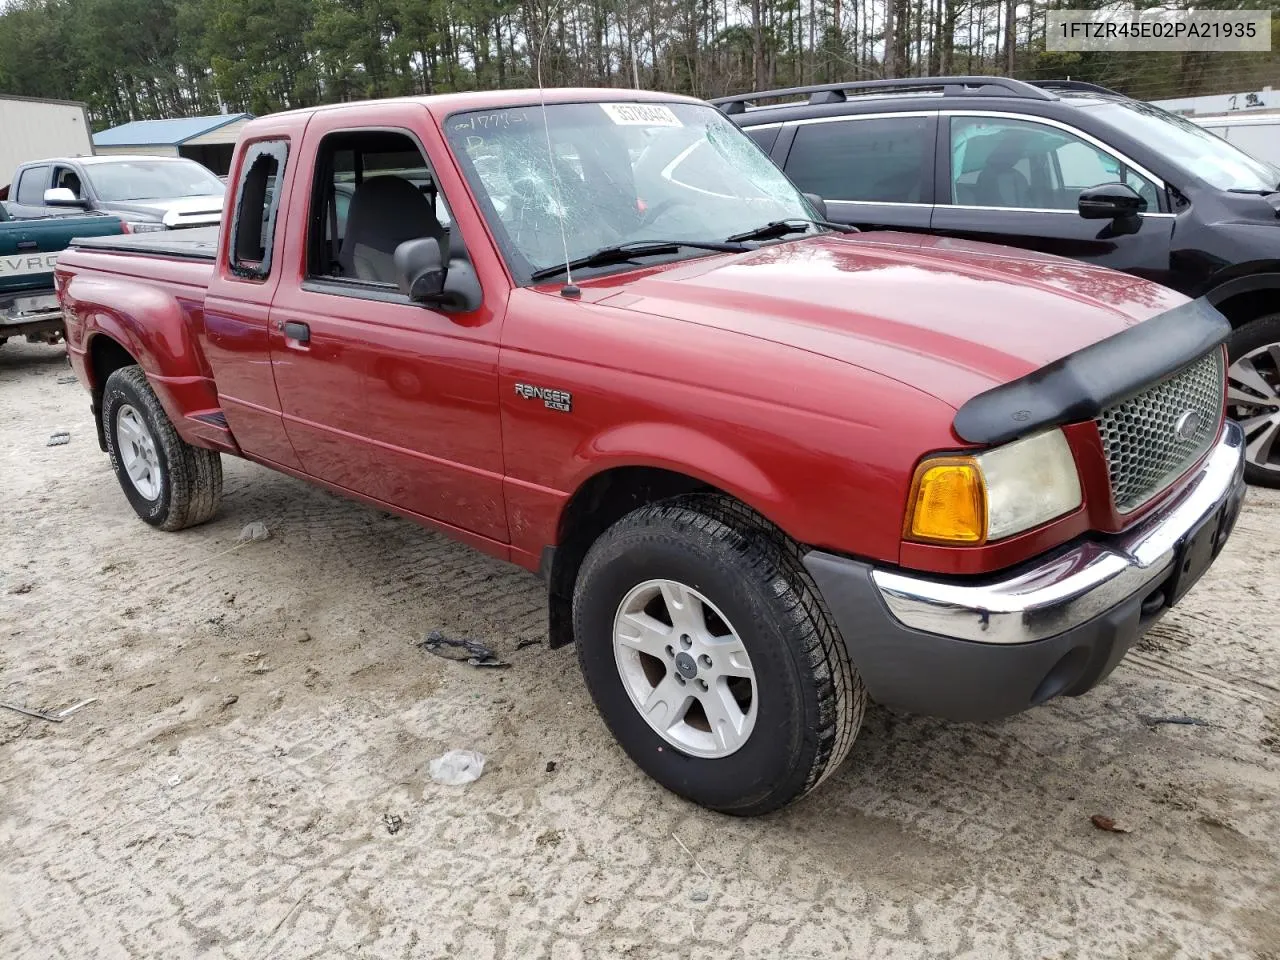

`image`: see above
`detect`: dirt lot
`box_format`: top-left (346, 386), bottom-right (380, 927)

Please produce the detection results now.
top-left (1, 340), bottom-right (1278, 960)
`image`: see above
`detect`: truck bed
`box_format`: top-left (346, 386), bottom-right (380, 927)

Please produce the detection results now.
top-left (72, 226), bottom-right (219, 261)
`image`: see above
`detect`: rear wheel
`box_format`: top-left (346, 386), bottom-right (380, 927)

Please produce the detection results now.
top-left (573, 495), bottom-right (865, 815)
top-left (102, 364), bottom-right (223, 530)
top-left (1227, 315), bottom-right (1280, 487)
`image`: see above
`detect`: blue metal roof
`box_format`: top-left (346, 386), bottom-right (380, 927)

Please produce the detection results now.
top-left (92, 113), bottom-right (251, 147)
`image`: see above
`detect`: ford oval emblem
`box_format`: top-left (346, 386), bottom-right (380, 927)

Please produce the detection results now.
top-left (1174, 410), bottom-right (1201, 441)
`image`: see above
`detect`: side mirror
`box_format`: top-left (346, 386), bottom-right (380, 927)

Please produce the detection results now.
top-left (394, 237), bottom-right (446, 302)
top-left (394, 236), bottom-right (482, 313)
top-left (1077, 183), bottom-right (1144, 221)
top-left (803, 193), bottom-right (829, 221)
top-left (44, 187), bottom-right (85, 207)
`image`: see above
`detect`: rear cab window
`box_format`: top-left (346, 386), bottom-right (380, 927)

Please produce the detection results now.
top-left (229, 141), bottom-right (289, 279)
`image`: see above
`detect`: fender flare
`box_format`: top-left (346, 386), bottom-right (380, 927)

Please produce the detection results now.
top-left (1198, 262), bottom-right (1280, 316)
top-left (68, 272), bottom-right (204, 386)
top-left (564, 421), bottom-right (784, 528)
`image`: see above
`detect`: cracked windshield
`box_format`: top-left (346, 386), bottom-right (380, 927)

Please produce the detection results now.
top-left (444, 101), bottom-right (817, 281)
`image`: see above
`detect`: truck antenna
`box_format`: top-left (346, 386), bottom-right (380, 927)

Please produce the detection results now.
top-left (536, 6), bottom-right (579, 299)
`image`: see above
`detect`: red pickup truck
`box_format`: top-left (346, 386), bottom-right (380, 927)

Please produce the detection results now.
top-left (57, 89), bottom-right (1246, 815)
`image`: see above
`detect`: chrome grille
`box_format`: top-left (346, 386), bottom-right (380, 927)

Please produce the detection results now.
top-left (1096, 350), bottom-right (1224, 514)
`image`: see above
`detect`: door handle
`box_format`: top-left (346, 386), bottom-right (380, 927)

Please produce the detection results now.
top-left (282, 321), bottom-right (310, 344)
top-left (16, 240), bottom-right (38, 251)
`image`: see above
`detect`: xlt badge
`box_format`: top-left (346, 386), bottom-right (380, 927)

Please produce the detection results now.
top-left (515, 382), bottom-right (572, 413)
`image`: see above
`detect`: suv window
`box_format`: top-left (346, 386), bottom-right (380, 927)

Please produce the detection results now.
top-left (230, 140), bottom-right (288, 280)
top-left (784, 116), bottom-right (932, 203)
top-left (15, 165), bottom-right (50, 205)
top-left (743, 126), bottom-right (779, 154)
top-left (949, 116), bottom-right (1158, 212)
top-left (307, 129), bottom-right (453, 288)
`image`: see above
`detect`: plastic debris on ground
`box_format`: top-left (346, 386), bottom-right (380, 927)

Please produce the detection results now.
top-left (237, 521), bottom-right (270, 542)
top-left (428, 749), bottom-right (486, 786)
top-left (1090, 814), bottom-right (1133, 834)
top-left (0, 697), bottom-right (97, 723)
top-left (46, 432), bottom-right (70, 446)
top-left (418, 630), bottom-right (509, 668)
top-left (383, 813), bottom-right (404, 835)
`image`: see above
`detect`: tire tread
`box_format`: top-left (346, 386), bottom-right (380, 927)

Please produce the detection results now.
top-left (574, 493), bottom-right (865, 813)
top-left (104, 365), bottom-right (222, 531)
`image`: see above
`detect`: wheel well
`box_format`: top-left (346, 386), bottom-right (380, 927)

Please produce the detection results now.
top-left (1211, 285), bottom-right (1280, 330)
top-left (544, 467), bottom-right (716, 648)
top-left (88, 335), bottom-right (138, 451)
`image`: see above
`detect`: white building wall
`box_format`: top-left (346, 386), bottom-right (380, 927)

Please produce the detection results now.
top-left (0, 96), bottom-right (94, 189)
top-left (1152, 87), bottom-right (1276, 117)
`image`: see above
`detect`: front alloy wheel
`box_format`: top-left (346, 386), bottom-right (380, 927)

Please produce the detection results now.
top-left (613, 578), bottom-right (758, 759)
top-left (1227, 316), bottom-right (1280, 486)
top-left (574, 495), bottom-right (866, 815)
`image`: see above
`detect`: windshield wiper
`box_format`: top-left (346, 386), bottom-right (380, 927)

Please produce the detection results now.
top-left (529, 240), bottom-right (749, 282)
top-left (724, 218), bottom-right (859, 243)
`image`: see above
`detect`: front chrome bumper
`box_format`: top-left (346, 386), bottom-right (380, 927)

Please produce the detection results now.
top-left (872, 420), bottom-right (1246, 645)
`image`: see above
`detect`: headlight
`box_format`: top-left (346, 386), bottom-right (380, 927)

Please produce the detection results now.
top-left (906, 429), bottom-right (1082, 545)
top-left (123, 221), bottom-right (167, 234)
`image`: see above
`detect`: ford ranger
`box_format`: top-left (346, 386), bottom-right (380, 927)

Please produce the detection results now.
top-left (55, 90), bottom-right (1247, 815)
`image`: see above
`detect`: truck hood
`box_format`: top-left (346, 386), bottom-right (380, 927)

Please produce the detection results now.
top-left (104, 195), bottom-right (224, 226)
top-left (592, 233), bottom-right (1189, 409)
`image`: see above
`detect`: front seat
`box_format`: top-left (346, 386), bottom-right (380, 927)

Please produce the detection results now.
top-left (339, 175), bottom-right (444, 284)
top-left (975, 143), bottom-right (1033, 208)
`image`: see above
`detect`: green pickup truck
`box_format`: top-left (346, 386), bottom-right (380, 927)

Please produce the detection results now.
top-left (0, 202), bottom-right (122, 348)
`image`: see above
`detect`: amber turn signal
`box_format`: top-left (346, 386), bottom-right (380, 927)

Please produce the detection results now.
top-left (905, 458), bottom-right (987, 544)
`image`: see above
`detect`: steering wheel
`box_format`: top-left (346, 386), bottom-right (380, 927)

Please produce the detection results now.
top-left (638, 197), bottom-right (697, 229)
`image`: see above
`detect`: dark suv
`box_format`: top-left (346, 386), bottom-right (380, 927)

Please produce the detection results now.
top-left (716, 77), bottom-right (1280, 485)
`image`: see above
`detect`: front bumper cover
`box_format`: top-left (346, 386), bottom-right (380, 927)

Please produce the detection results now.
top-left (804, 421), bottom-right (1246, 721)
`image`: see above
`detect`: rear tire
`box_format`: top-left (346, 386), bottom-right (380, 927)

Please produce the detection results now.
top-left (1226, 314), bottom-right (1280, 487)
top-left (573, 494), bottom-right (865, 815)
top-left (102, 364), bottom-right (222, 530)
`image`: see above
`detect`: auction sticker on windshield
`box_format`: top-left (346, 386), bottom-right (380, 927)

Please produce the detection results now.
top-left (600, 103), bottom-right (682, 127)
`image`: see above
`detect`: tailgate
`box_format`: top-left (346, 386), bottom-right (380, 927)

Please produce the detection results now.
top-left (0, 215), bottom-right (124, 297)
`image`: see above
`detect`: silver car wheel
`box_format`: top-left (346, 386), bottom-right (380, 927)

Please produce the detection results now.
top-left (612, 578), bottom-right (758, 759)
top-left (116, 403), bottom-right (162, 501)
top-left (1228, 342), bottom-right (1280, 477)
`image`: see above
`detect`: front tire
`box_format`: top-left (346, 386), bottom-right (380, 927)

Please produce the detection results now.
top-left (102, 365), bottom-right (223, 530)
top-left (1227, 315), bottom-right (1280, 487)
top-left (573, 495), bottom-right (865, 815)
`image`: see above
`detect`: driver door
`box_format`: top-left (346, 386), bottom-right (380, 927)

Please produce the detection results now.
top-left (267, 106), bottom-right (508, 542)
top-left (930, 114), bottom-right (1175, 286)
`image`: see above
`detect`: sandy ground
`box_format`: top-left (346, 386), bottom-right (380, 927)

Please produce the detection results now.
top-left (0, 339), bottom-right (1277, 960)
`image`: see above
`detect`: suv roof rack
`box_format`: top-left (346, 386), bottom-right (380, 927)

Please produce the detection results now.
top-left (1026, 79), bottom-right (1127, 98)
top-left (710, 76), bottom-right (1057, 115)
